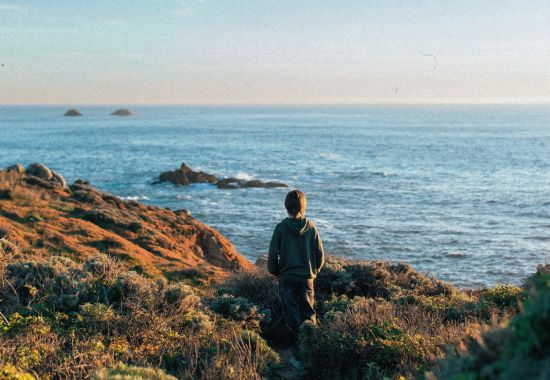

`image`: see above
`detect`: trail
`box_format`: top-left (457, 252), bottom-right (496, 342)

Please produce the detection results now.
top-left (271, 347), bottom-right (300, 379)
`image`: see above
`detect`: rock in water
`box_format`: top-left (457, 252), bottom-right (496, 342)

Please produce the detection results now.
top-left (157, 163), bottom-right (288, 189)
top-left (111, 109), bottom-right (133, 116)
top-left (64, 108), bottom-right (82, 116)
top-left (158, 163), bottom-right (218, 185)
top-left (215, 178), bottom-right (288, 189)
top-left (26, 163), bottom-right (53, 180)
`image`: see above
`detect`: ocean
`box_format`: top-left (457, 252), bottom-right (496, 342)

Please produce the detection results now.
top-left (1, 105), bottom-right (549, 287)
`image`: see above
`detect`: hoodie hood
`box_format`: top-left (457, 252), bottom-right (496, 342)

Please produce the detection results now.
top-left (284, 217), bottom-right (311, 236)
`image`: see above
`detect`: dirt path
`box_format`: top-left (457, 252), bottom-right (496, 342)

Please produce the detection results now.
top-left (271, 347), bottom-right (299, 379)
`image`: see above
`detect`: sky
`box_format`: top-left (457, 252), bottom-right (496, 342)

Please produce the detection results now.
top-left (0, 0), bottom-right (549, 105)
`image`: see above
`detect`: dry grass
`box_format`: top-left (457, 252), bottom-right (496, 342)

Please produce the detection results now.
top-left (0, 242), bottom-right (279, 379)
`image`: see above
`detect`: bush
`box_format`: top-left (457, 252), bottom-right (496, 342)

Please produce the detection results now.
top-left (479, 284), bottom-right (525, 310)
top-left (429, 264), bottom-right (550, 380)
top-left (0, 252), bottom-right (281, 379)
top-left (298, 297), bottom-right (455, 379)
top-left (209, 294), bottom-right (268, 331)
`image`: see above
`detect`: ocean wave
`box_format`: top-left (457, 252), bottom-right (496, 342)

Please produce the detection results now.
top-left (369, 171), bottom-right (392, 177)
top-left (319, 151), bottom-right (345, 161)
top-left (235, 172), bottom-right (254, 180)
top-left (120, 195), bottom-right (150, 201)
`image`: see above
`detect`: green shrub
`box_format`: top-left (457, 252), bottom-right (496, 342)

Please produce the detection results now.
top-left (92, 363), bottom-right (177, 380)
top-left (209, 294), bottom-right (268, 330)
top-left (0, 252), bottom-right (282, 379)
top-left (298, 297), bottom-right (446, 379)
top-left (479, 284), bottom-right (525, 310)
top-left (0, 363), bottom-right (36, 380)
top-left (430, 264), bottom-right (550, 380)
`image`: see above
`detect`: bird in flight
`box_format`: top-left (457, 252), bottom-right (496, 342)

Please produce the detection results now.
top-left (419, 51), bottom-right (437, 69)
top-left (394, 87), bottom-right (399, 95)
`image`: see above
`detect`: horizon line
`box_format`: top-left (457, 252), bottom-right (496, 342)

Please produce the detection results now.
top-left (2, 102), bottom-right (550, 107)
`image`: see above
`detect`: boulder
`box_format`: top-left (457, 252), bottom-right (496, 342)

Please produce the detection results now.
top-left (6, 163), bottom-right (25, 174)
top-left (240, 180), bottom-right (265, 188)
top-left (215, 178), bottom-right (288, 189)
top-left (157, 163), bottom-right (288, 189)
top-left (158, 163), bottom-right (218, 186)
top-left (187, 171), bottom-right (217, 183)
top-left (64, 108), bottom-right (82, 116)
top-left (26, 163), bottom-right (53, 180)
top-left (159, 170), bottom-right (190, 185)
top-left (111, 109), bottom-right (133, 116)
top-left (215, 178), bottom-right (241, 189)
top-left (264, 181), bottom-right (288, 188)
top-left (51, 171), bottom-right (68, 189)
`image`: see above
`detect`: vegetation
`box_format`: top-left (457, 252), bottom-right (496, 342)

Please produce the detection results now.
top-left (428, 264), bottom-right (550, 380)
top-left (213, 258), bottom-right (531, 379)
top-left (0, 239), bottom-right (278, 379)
top-left (1, 236), bottom-right (547, 379)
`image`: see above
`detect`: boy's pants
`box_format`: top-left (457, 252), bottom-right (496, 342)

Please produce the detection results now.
top-left (279, 277), bottom-right (316, 335)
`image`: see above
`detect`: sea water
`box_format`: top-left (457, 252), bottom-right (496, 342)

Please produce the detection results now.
top-left (1, 105), bottom-right (549, 287)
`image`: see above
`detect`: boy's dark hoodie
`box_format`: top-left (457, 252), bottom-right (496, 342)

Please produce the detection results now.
top-left (268, 217), bottom-right (325, 280)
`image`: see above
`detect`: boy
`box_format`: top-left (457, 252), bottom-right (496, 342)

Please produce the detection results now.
top-left (268, 190), bottom-right (325, 338)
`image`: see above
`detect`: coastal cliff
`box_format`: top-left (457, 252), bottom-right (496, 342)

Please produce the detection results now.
top-left (0, 164), bottom-right (253, 281)
top-left (0, 164), bottom-right (548, 380)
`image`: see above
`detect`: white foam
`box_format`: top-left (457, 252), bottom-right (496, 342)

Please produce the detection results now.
top-left (319, 151), bottom-right (345, 161)
top-left (235, 172), bottom-right (254, 180)
top-left (120, 195), bottom-right (150, 201)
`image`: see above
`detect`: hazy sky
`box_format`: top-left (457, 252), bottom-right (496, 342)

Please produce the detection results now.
top-left (1, 1), bottom-right (549, 104)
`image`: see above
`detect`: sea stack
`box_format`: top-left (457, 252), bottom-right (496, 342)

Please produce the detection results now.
top-left (64, 108), bottom-right (82, 116)
top-left (111, 109), bottom-right (133, 116)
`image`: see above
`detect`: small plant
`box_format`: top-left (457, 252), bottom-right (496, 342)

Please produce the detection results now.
top-left (0, 363), bottom-right (35, 380)
top-left (429, 264), bottom-right (550, 379)
top-left (210, 294), bottom-right (268, 330)
top-left (92, 363), bottom-right (177, 380)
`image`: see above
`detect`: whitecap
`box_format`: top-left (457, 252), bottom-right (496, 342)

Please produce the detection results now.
top-left (235, 172), bottom-right (254, 180)
top-left (319, 151), bottom-right (345, 161)
top-left (120, 195), bottom-right (150, 201)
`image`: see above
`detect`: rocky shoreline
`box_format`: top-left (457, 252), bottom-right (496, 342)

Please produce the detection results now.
top-left (0, 163), bottom-right (253, 280)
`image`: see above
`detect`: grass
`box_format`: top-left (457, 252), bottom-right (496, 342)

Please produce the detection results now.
top-left (0, 242), bottom-right (279, 379)
top-left (0, 237), bottom-right (546, 379)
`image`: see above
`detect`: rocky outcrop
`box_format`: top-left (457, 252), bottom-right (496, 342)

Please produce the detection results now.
top-left (157, 163), bottom-right (288, 189)
top-left (216, 178), bottom-right (287, 189)
top-left (0, 165), bottom-right (253, 280)
top-left (64, 108), bottom-right (82, 116)
top-left (111, 109), bottom-right (133, 116)
top-left (158, 163), bottom-right (218, 185)
top-left (26, 163), bottom-right (53, 180)
top-left (23, 163), bottom-right (68, 190)
top-left (6, 163), bottom-right (25, 174)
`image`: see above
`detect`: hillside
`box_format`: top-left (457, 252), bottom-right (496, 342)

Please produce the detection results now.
top-left (0, 164), bottom-right (548, 379)
top-left (0, 164), bottom-right (252, 282)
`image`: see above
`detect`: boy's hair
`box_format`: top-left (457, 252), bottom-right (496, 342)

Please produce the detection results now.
top-left (285, 190), bottom-right (307, 218)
